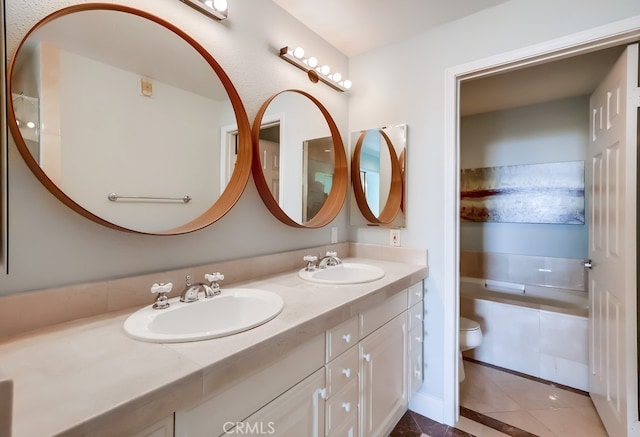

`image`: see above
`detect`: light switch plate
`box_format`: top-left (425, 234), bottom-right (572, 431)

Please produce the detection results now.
top-left (331, 227), bottom-right (338, 244)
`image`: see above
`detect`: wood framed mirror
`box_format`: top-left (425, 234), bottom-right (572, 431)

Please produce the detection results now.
top-left (351, 125), bottom-right (406, 226)
top-left (251, 90), bottom-right (348, 228)
top-left (1, 0), bottom-right (6, 271)
top-left (7, 4), bottom-right (252, 235)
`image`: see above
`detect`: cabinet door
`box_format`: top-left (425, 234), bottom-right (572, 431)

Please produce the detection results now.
top-left (408, 324), bottom-right (423, 398)
top-left (233, 368), bottom-right (326, 437)
top-left (360, 314), bottom-right (407, 437)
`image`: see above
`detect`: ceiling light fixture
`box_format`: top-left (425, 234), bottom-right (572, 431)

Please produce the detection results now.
top-left (279, 46), bottom-right (351, 92)
top-left (180, 0), bottom-right (228, 20)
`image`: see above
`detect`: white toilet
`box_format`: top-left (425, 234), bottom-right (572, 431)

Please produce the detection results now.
top-left (459, 316), bottom-right (483, 382)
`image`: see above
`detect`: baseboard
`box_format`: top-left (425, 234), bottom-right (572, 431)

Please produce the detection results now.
top-left (408, 391), bottom-right (444, 424)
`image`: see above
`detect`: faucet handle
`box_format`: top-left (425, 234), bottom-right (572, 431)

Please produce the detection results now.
top-left (304, 255), bottom-right (318, 272)
top-left (151, 283), bottom-right (173, 294)
top-left (326, 251), bottom-right (337, 257)
top-left (205, 272), bottom-right (225, 283)
top-left (151, 283), bottom-right (172, 309)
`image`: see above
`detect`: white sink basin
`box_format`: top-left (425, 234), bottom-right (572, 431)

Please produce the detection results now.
top-left (298, 263), bottom-right (385, 285)
top-left (124, 288), bottom-right (284, 343)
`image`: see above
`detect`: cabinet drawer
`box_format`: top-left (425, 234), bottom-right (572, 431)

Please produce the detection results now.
top-left (327, 409), bottom-right (358, 437)
top-left (408, 301), bottom-right (423, 331)
top-left (326, 316), bottom-right (359, 362)
top-left (408, 282), bottom-right (423, 307)
top-left (325, 346), bottom-right (358, 398)
top-left (325, 378), bottom-right (358, 436)
top-left (360, 289), bottom-right (407, 338)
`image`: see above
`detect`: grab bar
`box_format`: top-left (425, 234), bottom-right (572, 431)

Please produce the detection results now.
top-left (108, 192), bottom-right (192, 203)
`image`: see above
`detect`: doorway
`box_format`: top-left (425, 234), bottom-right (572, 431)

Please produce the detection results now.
top-left (442, 17), bottom-right (640, 433)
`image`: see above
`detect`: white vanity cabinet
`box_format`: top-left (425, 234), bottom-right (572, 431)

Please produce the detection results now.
top-left (174, 281), bottom-right (425, 437)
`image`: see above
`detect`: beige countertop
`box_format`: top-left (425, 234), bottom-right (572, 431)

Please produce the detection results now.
top-left (0, 256), bottom-right (427, 437)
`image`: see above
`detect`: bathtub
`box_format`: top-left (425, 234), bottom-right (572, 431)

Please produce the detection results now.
top-left (460, 277), bottom-right (588, 315)
top-left (460, 276), bottom-right (589, 391)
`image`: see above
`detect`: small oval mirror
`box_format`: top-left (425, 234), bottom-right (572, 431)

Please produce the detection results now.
top-left (7, 4), bottom-right (252, 235)
top-left (252, 90), bottom-right (348, 228)
top-left (351, 125), bottom-right (406, 226)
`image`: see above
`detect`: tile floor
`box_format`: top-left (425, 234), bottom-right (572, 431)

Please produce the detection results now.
top-left (390, 359), bottom-right (608, 437)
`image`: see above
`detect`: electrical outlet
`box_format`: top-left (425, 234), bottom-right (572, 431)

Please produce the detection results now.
top-left (331, 227), bottom-right (338, 244)
top-left (390, 229), bottom-right (401, 247)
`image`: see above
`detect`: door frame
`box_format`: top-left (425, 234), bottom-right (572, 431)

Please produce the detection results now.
top-left (442, 15), bottom-right (640, 426)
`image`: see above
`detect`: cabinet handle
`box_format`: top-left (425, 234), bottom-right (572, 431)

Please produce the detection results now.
top-left (415, 369), bottom-right (421, 378)
top-left (342, 402), bottom-right (351, 413)
top-left (318, 388), bottom-right (327, 399)
top-left (342, 333), bottom-right (351, 343)
top-left (363, 353), bottom-right (371, 362)
top-left (342, 368), bottom-right (351, 378)
top-left (415, 314), bottom-right (422, 321)
top-left (415, 336), bottom-right (422, 343)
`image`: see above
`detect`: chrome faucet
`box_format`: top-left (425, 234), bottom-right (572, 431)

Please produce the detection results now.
top-left (180, 273), bottom-right (223, 302)
top-left (317, 251), bottom-right (342, 268)
top-left (180, 275), bottom-right (202, 302)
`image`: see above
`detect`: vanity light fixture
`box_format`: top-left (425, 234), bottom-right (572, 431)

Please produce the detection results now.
top-left (279, 46), bottom-right (352, 92)
top-left (180, 0), bottom-right (228, 20)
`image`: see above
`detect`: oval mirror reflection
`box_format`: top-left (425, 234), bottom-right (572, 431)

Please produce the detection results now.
top-left (7, 5), bottom-right (252, 235)
top-left (351, 124), bottom-right (406, 226)
top-left (252, 90), bottom-right (347, 228)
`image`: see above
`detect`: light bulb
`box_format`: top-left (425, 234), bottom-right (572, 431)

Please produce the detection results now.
top-left (320, 65), bottom-right (330, 75)
top-left (26, 121), bottom-right (36, 129)
top-left (204, 0), bottom-right (214, 8)
top-left (293, 47), bottom-right (305, 59)
top-left (332, 72), bottom-right (342, 82)
top-left (343, 80), bottom-right (352, 89)
top-left (213, 0), bottom-right (227, 12)
top-left (307, 57), bottom-right (318, 68)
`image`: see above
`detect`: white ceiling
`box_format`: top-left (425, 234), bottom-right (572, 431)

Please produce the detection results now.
top-left (272, 0), bottom-right (510, 57)
top-left (460, 45), bottom-right (626, 115)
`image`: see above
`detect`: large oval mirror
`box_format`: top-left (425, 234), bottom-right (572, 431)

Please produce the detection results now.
top-left (350, 124), bottom-right (406, 226)
top-left (251, 90), bottom-right (347, 228)
top-left (7, 4), bottom-right (252, 235)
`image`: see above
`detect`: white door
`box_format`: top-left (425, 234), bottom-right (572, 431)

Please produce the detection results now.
top-left (589, 43), bottom-right (639, 437)
top-left (258, 138), bottom-right (281, 201)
